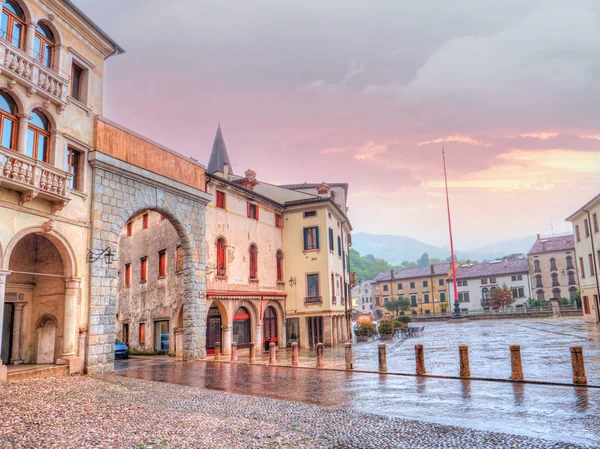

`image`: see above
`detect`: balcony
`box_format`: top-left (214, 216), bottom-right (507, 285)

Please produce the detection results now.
top-left (304, 296), bottom-right (323, 306)
top-left (0, 147), bottom-right (72, 212)
top-left (0, 42), bottom-right (69, 107)
top-left (332, 296), bottom-right (336, 305)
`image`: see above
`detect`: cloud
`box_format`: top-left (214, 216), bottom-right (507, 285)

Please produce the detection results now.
top-left (302, 61), bottom-right (365, 93)
top-left (417, 134), bottom-right (482, 147)
top-left (517, 132), bottom-right (559, 140)
top-left (353, 142), bottom-right (388, 160)
top-left (580, 134), bottom-right (600, 140)
top-left (320, 147), bottom-right (347, 154)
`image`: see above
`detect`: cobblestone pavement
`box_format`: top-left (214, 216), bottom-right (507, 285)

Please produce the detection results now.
top-left (116, 359), bottom-right (600, 447)
top-left (0, 374), bottom-right (596, 449)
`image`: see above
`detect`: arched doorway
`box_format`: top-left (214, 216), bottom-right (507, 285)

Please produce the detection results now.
top-left (263, 306), bottom-right (277, 346)
top-left (233, 306), bottom-right (251, 348)
top-left (206, 305), bottom-right (222, 354)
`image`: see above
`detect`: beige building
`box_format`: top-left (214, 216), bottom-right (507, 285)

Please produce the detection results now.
top-left (372, 264), bottom-right (454, 316)
top-left (566, 193), bottom-right (600, 323)
top-left (0, 0), bottom-right (123, 380)
top-left (527, 234), bottom-right (579, 302)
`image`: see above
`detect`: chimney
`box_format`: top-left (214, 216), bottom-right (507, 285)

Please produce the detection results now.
top-left (223, 162), bottom-right (230, 178)
top-left (537, 233), bottom-right (540, 240)
top-left (238, 169), bottom-right (259, 190)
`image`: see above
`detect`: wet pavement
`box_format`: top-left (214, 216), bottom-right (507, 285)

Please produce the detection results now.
top-left (116, 358), bottom-right (600, 447)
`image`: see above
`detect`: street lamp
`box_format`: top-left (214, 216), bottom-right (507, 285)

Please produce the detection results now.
top-left (288, 276), bottom-right (297, 287)
top-left (87, 246), bottom-right (115, 265)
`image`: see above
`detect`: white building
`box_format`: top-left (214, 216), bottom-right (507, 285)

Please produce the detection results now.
top-left (566, 193), bottom-right (600, 323)
top-left (351, 280), bottom-right (373, 316)
top-left (448, 259), bottom-right (531, 314)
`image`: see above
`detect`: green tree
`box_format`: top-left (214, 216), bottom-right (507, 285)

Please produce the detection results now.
top-left (417, 252), bottom-right (430, 267)
top-left (383, 297), bottom-right (411, 316)
top-left (349, 248), bottom-right (394, 281)
top-left (491, 284), bottom-right (515, 310)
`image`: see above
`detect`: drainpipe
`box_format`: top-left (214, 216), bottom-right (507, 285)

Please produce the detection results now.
top-left (583, 209), bottom-right (600, 321)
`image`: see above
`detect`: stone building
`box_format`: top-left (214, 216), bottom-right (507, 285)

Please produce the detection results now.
top-left (0, 0), bottom-right (123, 381)
top-left (527, 234), bottom-right (579, 302)
top-left (371, 264), bottom-right (453, 316)
top-left (351, 280), bottom-right (373, 318)
top-left (447, 259), bottom-right (530, 313)
top-left (566, 193), bottom-right (600, 323)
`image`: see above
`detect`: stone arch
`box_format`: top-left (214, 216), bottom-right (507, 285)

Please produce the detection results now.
top-left (35, 313), bottom-right (58, 329)
top-left (27, 104), bottom-right (58, 130)
top-left (0, 88), bottom-right (25, 114)
top-left (2, 226), bottom-right (77, 276)
top-left (6, 0), bottom-right (32, 23)
top-left (87, 163), bottom-right (209, 374)
top-left (233, 299), bottom-right (258, 345)
top-left (36, 18), bottom-right (62, 47)
top-left (206, 298), bottom-right (229, 325)
top-left (35, 313), bottom-right (58, 364)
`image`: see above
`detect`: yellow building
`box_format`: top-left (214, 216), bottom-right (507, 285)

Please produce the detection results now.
top-left (372, 264), bottom-right (454, 317)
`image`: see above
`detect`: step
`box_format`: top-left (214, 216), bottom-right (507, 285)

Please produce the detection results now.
top-left (7, 364), bottom-right (69, 381)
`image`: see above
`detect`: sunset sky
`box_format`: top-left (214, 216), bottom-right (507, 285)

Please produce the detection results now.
top-left (76, 0), bottom-right (600, 248)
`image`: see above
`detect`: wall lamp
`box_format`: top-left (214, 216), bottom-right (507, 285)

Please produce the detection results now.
top-left (289, 276), bottom-right (297, 287)
top-left (87, 246), bottom-right (115, 265)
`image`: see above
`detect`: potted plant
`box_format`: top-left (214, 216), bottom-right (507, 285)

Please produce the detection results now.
top-left (378, 319), bottom-right (394, 340)
top-left (396, 315), bottom-right (412, 327)
top-left (354, 320), bottom-right (376, 342)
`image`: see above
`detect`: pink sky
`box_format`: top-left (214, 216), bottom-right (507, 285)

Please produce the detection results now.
top-left (76, 0), bottom-right (600, 248)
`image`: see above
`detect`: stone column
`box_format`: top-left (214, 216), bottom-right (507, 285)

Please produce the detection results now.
top-left (9, 303), bottom-right (24, 365)
top-left (459, 344), bottom-right (470, 378)
top-left (280, 318), bottom-right (287, 349)
top-left (248, 341), bottom-right (256, 364)
top-left (570, 346), bottom-right (587, 385)
top-left (0, 270), bottom-right (10, 382)
top-left (25, 22), bottom-right (36, 58)
top-left (291, 342), bottom-right (299, 366)
top-left (222, 325), bottom-right (231, 355)
top-left (59, 278), bottom-right (81, 361)
top-left (316, 342), bottom-right (324, 368)
top-left (345, 342), bottom-right (353, 370)
top-left (230, 342), bottom-right (237, 363)
top-left (16, 113), bottom-right (31, 155)
top-left (510, 345), bottom-right (524, 381)
top-left (255, 321), bottom-right (263, 350)
top-left (269, 342), bottom-right (276, 365)
top-left (322, 316), bottom-right (333, 346)
top-left (415, 344), bottom-right (426, 375)
top-left (378, 343), bottom-right (388, 373)
top-left (332, 317), bottom-right (338, 346)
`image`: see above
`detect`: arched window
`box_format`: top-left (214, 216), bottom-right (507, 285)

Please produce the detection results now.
top-left (551, 273), bottom-right (559, 287)
top-left (536, 289), bottom-right (545, 301)
top-left (550, 258), bottom-right (557, 272)
top-left (27, 110), bottom-right (50, 162)
top-left (552, 288), bottom-right (561, 299)
top-left (569, 287), bottom-right (577, 299)
top-left (1, 0), bottom-right (25, 48)
top-left (249, 244), bottom-right (258, 280)
top-left (0, 92), bottom-right (17, 149)
top-left (566, 256), bottom-right (573, 269)
top-left (276, 250), bottom-right (283, 283)
top-left (534, 259), bottom-right (541, 273)
top-left (482, 287), bottom-right (490, 300)
top-left (34, 23), bottom-right (55, 68)
top-left (216, 238), bottom-right (226, 277)
top-left (535, 274), bottom-right (543, 288)
top-left (481, 287), bottom-right (490, 309)
top-left (568, 270), bottom-right (576, 285)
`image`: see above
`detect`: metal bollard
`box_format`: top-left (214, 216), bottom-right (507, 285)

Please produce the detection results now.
top-left (415, 344), bottom-right (426, 375)
top-left (230, 342), bottom-right (237, 363)
top-left (345, 342), bottom-right (353, 370)
top-left (378, 344), bottom-right (388, 373)
top-left (291, 342), bottom-right (299, 367)
top-left (316, 343), bottom-right (324, 368)
top-left (249, 341), bottom-right (256, 364)
top-left (459, 344), bottom-right (470, 378)
top-left (214, 342), bottom-right (221, 361)
top-left (570, 346), bottom-right (588, 385)
top-left (269, 342), bottom-right (277, 365)
top-left (510, 345), bottom-right (524, 381)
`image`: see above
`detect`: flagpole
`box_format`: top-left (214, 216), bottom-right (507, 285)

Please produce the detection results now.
top-left (442, 148), bottom-right (463, 319)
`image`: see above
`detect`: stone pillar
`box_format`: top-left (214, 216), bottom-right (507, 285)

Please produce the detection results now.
top-left (345, 342), bottom-right (353, 370)
top-left (415, 344), bottom-right (426, 375)
top-left (550, 298), bottom-right (561, 318)
top-left (255, 321), bottom-right (263, 350)
top-left (570, 346), bottom-right (587, 385)
top-left (9, 303), bottom-right (24, 365)
top-left (222, 325), bottom-right (231, 355)
top-left (510, 345), bottom-right (524, 381)
top-left (291, 342), bottom-right (299, 366)
top-left (0, 270), bottom-right (9, 382)
top-left (378, 343), bottom-right (387, 373)
top-left (332, 317), bottom-right (338, 346)
top-left (316, 342), bottom-right (324, 368)
top-left (230, 342), bottom-right (237, 363)
top-left (59, 278), bottom-right (81, 361)
top-left (25, 21), bottom-right (36, 58)
top-left (214, 342), bottom-right (221, 361)
top-left (459, 344), bottom-right (470, 378)
top-left (269, 342), bottom-right (276, 365)
top-left (16, 113), bottom-right (31, 155)
top-left (248, 341), bottom-right (256, 364)
top-left (322, 316), bottom-right (333, 346)
top-left (342, 316), bottom-right (348, 342)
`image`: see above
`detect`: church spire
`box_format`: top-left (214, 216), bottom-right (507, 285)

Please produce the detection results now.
top-left (207, 123), bottom-right (233, 175)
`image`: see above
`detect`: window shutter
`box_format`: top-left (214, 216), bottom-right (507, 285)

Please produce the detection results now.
top-left (315, 227), bottom-right (319, 249)
top-left (303, 228), bottom-right (308, 250)
top-left (256, 205), bottom-right (259, 220)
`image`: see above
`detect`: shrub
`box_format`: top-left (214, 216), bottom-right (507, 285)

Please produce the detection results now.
top-left (354, 321), bottom-right (377, 337)
top-left (378, 319), bottom-right (394, 335)
top-left (396, 315), bottom-right (412, 324)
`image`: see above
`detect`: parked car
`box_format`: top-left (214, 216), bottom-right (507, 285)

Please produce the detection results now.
top-left (115, 338), bottom-right (128, 359)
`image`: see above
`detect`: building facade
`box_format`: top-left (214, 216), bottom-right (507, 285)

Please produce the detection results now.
top-left (566, 193), bottom-right (600, 323)
top-left (447, 259), bottom-right (530, 313)
top-left (0, 0), bottom-right (123, 380)
top-left (372, 264), bottom-right (453, 316)
top-left (352, 280), bottom-right (373, 317)
top-left (527, 234), bottom-right (579, 302)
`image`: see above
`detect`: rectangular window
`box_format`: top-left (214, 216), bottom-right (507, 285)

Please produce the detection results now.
top-left (511, 288), bottom-right (518, 298)
top-left (511, 276), bottom-right (516, 281)
top-left (584, 219), bottom-right (590, 238)
top-left (139, 323), bottom-right (146, 345)
top-left (124, 263), bottom-right (131, 287)
top-left (247, 203), bottom-right (259, 220)
top-left (140, 257), bottom-right (147, 282)
top-left (142, 213), bottom-right (149, 229)
top-left (481, 279), bottom-right (488, 284)
top-left (583, 296), bottom-right (590, 315)
top-left (71, 62), bottom-right (84, 101)
top-left (424, 294), bottom-right (429, 303)
top-left (410, 295), bottom-right (417, 307)
top-left (303, 226), bottom-right (319, 250)
top-left (123, 323), bottom-right (129, 344)
top-left (594, 213), bottom-right (599, 233)
top-left (518, 275), bottom-right (523, 281)
top-left (423, 280), bottom-right (428, 287)
top-left (303, 211), bottom-right (317, 218)
top-left (158, 250), bottom-right (166, 277)
top-left (275, 214), bottom-right (282, 228)
top-left (518, 287), bottom-right (525, 298)
top-left (438, 279), bottom-right (444, 286)
top-left (410, 282), bottom-right (415, 289)
top-left (307, 273), bottom-right (320, 297)
top-left (65, 147), bottom-right (82, 191)
top-left (126, 221), bottom-right (133, 237)
top-left (440, 292), bottom-right (446, 302)
top-left (590, 254), bottom-right (596, 276)
top-left (397, 283), bottom-right (402, 290)
top-left (490, 277), bottom-right (496, 284)
top-left (580, 257), bottom-right (586, 278)
top-left (425, 310), bottom-right (430, 316)
top-left (337, 236), bottom-right (342, 257)
top-left (329, 228), bottom-right (334, 251)
top-left (383, 285), bottom-right (388, 291)
top-left (176, 246), bottom-right (184, 273)
top-left (576, 225), bottom-right (581, 242)
top-left (216, 190), bottom-right (226, 209)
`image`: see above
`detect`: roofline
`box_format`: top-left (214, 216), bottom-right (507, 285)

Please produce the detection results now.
top-left (284, 196), bottom-right (353, 231)
top-left (447, 270), bottom-right (529, 281)
top-left (371, 263), bottom-right (454, 282)
top-left (279, 182), bottom-right (349, 194)
top-left (211, 174), bottom-right (285, 209)
top-left (566, 192), bottom-right (600, 221)
top-left (62, 0), bottom-right (125, 57)
top-left (528, 247), bottom-right (575, 256)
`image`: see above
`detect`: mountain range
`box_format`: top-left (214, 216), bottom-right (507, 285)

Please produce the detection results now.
top-left (351, 232), bottom-right (555, 265)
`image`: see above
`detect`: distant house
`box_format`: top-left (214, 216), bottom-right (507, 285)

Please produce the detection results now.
top-left (351, 281), bottom-right (373, 318)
